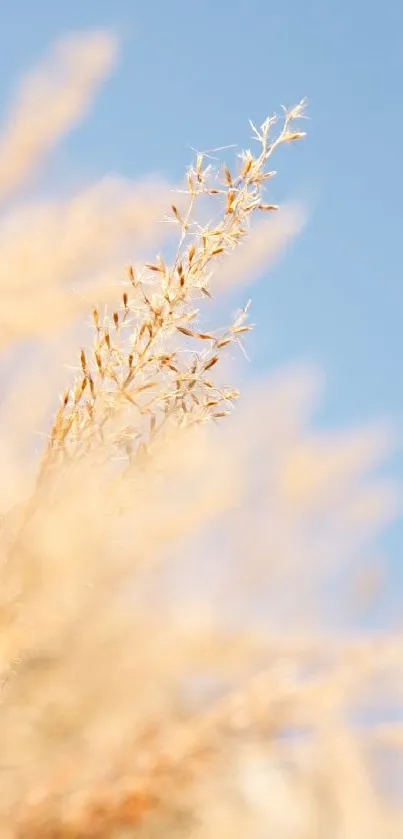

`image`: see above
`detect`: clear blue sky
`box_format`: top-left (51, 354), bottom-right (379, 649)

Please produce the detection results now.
top-left (1, 0), bottom-right (402, 606)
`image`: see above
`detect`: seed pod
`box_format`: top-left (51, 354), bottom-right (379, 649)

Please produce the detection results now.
top-left (242, 157), bottom-right (253, 177)
top-left (203, 355), bottom-right (219, 371)
top-left (226, 191), bottom-right (236, 213)
top-left (224, 165), bottom-right (233, 185)
top-left (145, 263), bottom-right (163, 273)
top-left (171, 205), bottom-right (182, 224)
top-left (177, 326), bottom-right (196, 337)
top-left (283, 131), bottom-right (306, 142)
top-left (232, 325), bottom-right (253, 334)
top-left (258, 204), bottom-right (279, 211)
top-left (196, 153), bottom-right (204, 182)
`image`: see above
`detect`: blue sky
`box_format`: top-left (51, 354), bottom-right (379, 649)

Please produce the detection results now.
top-left (0, 0), bottom-right (402, 603)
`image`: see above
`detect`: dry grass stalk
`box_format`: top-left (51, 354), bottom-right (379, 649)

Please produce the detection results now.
top-left (37, 101), bottom-right (306, 484)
